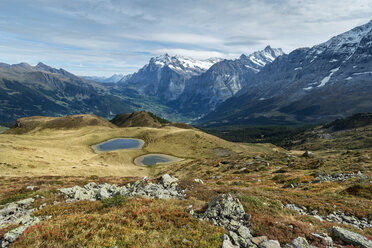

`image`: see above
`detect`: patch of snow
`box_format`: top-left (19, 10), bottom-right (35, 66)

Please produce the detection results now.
top-left (245, 65), bottom-right (260, 72)
top-left (154, 61), bottom-right (165, 66)
top-left (249, 56), bottom-right (265, 66)
top-left (310, 56), bottom-right (317, 63)
top-left (151, 54), bottom-right (222, 74)
top-left (346, 76), bottom-right (353, 80)
top-left (294, 67), bottom-right (302, 71)
top-left (317, 67), bottom-right (340, 88)
top-left (353, 71), bottom-right (372, 75)
top-left (353, 65), bottom-right (357, 68)
top-left (329, 59), bottom-right (338, 63)
top-left (303, 86), bottom-right (313, 91)
top-left (259, 97), bottom-right (265, 100)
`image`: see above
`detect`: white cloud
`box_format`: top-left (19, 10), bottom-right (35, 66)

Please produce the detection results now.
top-left (0, 0), bottom-right (370, 76)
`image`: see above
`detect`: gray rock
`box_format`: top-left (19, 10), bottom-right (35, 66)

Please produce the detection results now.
top-left (196, 194), bottom-right (252, 248)
top-left (237, 225), bottom-right (252, 240)
top-left (203, 194), bottom-right (250, 224)
top-left (17, 198), bottom-right (34, 207)
top-left (285, 204), bottom-right (307, 215)
top-left (222, 238), bottom-right (239, 248)
top-left (258, 240), bottom-right (281, 248)
top-left (302, 151), bottom-right (315, 158)
top-left (0, 198), bottom-right (51, 248)
top-left (59, 174), bottom-right (185, 202)
top-left (194, 178), bottom-right (204, 184)
top-left (160, 174), bottom-right (179, 188)
top-left (312, 233), bottom-right (333, 247)
top-left (330, 226), bottom-right (372, 248)
top-left (97, 187), bottom-right (110, 200)
top-left (221, 234), bottom-right (240, 248)
top-left (229, 231), bottom-right (241, 246)
top-left (284, 237), bottom-right (309, 248)
top-left (1, 225), bottom-right (28, 247)
top-left (84, 182), bottom-right (98, 190)
top-left (312, 172), bottom-right (368, 183)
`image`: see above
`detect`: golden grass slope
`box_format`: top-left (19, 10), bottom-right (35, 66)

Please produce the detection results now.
top-left (5, 114), bottom-right (115, 134)
top-left (0, 115), bottom-right (277, 177)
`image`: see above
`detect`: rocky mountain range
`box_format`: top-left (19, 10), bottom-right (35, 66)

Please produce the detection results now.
top-left (0, 62), bottom-right (136, 122)
top-left (170, 46), bottom-right (284, 118)
top-left (118, 46), bottom-right (284, 118)
top-left (201, 20), bottom-right (372, 126)
top-left (0, 21), bottom-right (371, 125)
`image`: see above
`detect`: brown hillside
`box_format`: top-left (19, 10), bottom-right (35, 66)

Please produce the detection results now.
top-left (5, 114), bottom-right (115, 134)
top-left (110, 111), bottom-right (170, 128)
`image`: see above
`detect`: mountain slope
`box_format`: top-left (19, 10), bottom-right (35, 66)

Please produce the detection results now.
top-left (83, 74), bottom-right (124, 83)
top-left (172, 46), bottom-right (284, 118)
top-left (5, 114), bottom-right (115, 134)
top-left (0, 62), bottom-right (136, 122)
top-left (201, 20), bottom-right (372, 126)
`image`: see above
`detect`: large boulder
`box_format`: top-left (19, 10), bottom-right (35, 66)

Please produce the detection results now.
top-left (160, 174), bottom-right (179, 188)
top-left (203, 194), bottom-right (250, 226)
top-left (258, 240), bottom-right (281, 248)
top-left (284, 237), bottom-right (310, 248)
top-left (330, 226), bottom-right (372, 248)
top-left (197, 194), bottom-right (252, 248)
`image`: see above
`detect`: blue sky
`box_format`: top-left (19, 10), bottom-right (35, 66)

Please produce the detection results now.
top-left (0, 0), bottom-right (371, 76)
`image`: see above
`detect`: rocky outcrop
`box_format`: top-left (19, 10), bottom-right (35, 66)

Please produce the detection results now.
top-left (0, 198), bottom-right (50, 248)
top-left (330, 226), bottom-right (372, 248)
top-left (195, 194), bottom-right (253, 247)
top-left (312, 171), bottom-right (367, 183)
top-left (285, 203), bottom-right (372, 230)
top-left (59, 174), bottom-right (185, 202)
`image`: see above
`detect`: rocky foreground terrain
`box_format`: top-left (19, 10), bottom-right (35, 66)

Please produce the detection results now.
top-left (0, 147), bottom-right (371, 247)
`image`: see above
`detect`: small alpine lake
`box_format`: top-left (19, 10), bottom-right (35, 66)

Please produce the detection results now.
top-left (134, 154), bottom-right (183, 166)
top-left (92, 138), bottom-right (144, 152)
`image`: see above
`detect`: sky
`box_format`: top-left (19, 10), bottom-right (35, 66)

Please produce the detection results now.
top-left (0, 0), bottom-right (371, 77)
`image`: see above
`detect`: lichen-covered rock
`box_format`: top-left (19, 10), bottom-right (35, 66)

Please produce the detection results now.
top-left (330, 226), bottom-right (372, 248)
top-left (59, 174), bottom-right (185, 202)
top-left (203, 194), bottom-right (250, 226)
top-left (285, 204), bottom-right (307, 215)
top-left (312, 233), bottom-right (333, 247)
top-left (222, 234), bottom-right (239, 248)
top-left (160, 174), bottom-right (179, 188)
top-left (258, 240), bottom-right (281, 248)
top-left (284, 237), bottom-right (309, 248)
top-left (196, 194), bottom-right (252, 248)
top-left (0, 198), bottom-right (50, 248)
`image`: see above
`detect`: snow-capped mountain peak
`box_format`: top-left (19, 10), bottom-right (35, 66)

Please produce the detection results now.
top-left (239, 45), bottom-right (285, 72)
top-left (313, 20), bottom-right (372, 55)
top-left (150, 54), bottom-right (222, 76)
